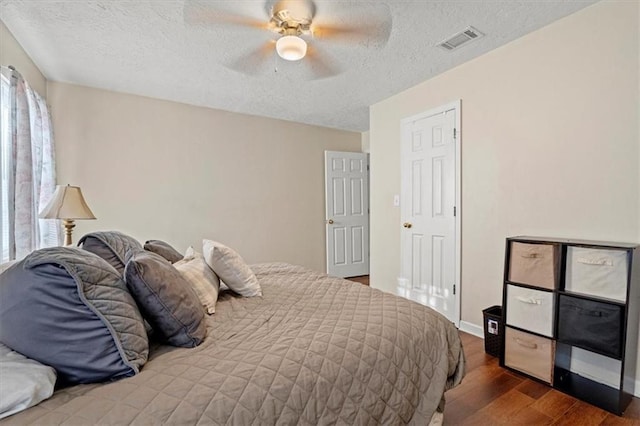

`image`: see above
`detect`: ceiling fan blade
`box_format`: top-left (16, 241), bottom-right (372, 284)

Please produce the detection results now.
top-left (311, 22), bottom-right (391, 46)
top-left (227, 40), bottom-right (277, 76)
top-left (305, 44), bottom-right (341, 80)
top-left (184, 1), bottom-right (271, 31)
top-left (310, 3), bottom-right (392, 47)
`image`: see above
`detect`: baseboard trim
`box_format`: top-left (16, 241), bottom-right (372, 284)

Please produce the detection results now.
top-left (458, 321), bottom-right (640, 398)
top-left (459, 321), bottom-right (483, 338)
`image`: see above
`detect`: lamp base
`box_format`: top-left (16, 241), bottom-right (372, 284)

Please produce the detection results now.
top-left (63, 219), bottom-right (76, 246)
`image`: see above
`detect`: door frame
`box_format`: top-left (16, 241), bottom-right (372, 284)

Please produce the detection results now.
top-left (399, 99), bottom-right (461, 326)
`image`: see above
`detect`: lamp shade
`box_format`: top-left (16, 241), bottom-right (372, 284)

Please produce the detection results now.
top-left (39, 185), bottom-right (96, 220)
top-left (276, 35), bottom-right (307, 61)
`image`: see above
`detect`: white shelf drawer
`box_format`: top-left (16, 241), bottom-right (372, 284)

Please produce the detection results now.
top-left (505, 327), bottom-right (554, 384)
top-left (508, 242), bottom-right (557, 289)
top-left (506, 284), bottom-right (554, 337)
top-left (565, 247), bottom-right (628, 302)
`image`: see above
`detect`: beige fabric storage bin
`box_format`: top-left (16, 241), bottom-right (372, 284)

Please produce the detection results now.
top-left (506, 284), bottom-right (554, 337)
top-left (565, 247), bottom-right (628, 302)
top-left (504, 327), bottom-right (554, 383)
top-left (508, 242), bottom-right (557, 289)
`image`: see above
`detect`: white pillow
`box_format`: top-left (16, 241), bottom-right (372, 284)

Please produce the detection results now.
top-left (174, 247), bottom-right (220, 314)
top-left (0, 343), bottom-right (56, 419)
top-left (202, 240), bottom-right (262, 297)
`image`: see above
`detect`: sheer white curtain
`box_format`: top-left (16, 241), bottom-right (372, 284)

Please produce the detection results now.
top-left (0, 66), bottom-right (59, 262)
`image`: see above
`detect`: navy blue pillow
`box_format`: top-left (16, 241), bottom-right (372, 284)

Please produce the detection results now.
top-left (0, 247), bottom-right (148, 385)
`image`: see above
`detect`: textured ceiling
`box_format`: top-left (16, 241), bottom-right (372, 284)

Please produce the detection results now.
top-left (0, 0), bottom-right (597, 132)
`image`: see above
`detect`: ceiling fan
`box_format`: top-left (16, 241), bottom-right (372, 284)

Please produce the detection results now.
top-left (183, 0), bottom-right (392, 78)
top-left (268, 0), bottom-right (314, 61)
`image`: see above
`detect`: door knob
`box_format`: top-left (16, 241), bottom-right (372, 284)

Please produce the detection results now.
top-left (403, 222), bottom-right (412, 228)
top-left (327, 219), bottom-right (334, 224)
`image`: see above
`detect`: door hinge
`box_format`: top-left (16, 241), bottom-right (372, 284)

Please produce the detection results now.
top-left (367, 164), bottom-right (370, 171)
top-left (453, 284), bottom-right (456, 295)
top-left (453, 206), bottom-right (456, 217)
top-left (453, 128), bottom-right (457, 139)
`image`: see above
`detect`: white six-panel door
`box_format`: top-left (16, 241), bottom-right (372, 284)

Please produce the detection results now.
top-left (325, 151), bottom-right (369, 277)
top-left (400, 103), bottom-right (459, 325)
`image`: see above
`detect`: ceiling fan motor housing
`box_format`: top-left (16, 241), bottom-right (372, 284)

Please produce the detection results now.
top-left (270, 0), bottom-right (314, 35)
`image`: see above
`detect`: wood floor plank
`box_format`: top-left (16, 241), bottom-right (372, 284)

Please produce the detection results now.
top-left (515, 379), bottom-right (551, 400)
top-left (600, 414), bottom-right (640, 426)
top-left (464, 351), bottom-right (494, 371)
top-left (622, 399), bottom-right (640, 419)
top-left (346, 275), bottom-right (369, 285)
top-left (450, 370), bottom-right (524, 410)
top-left (449, 362), bottom-right (503, 394)
top-left (455, 409), bottom-right (500, 425)
top-left (507, 406), bottom-right (554, 425)
top-left (475, 388), bottom-right (536, 423)
top-left (529, 389), bottom-right (577, 418)
top-left (551, 400), bottom-right (609, 426)
top-left (443, 398), bottom-right (483, 425)
top-left (446, 364), bottom-right (509, 403)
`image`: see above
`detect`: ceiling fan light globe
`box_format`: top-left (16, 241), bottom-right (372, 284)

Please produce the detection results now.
top-left (276, 35), bottom-right (307, 61)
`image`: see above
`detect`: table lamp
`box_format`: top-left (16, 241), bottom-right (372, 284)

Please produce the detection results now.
top-left (39, 185), bottom-right (96, 246)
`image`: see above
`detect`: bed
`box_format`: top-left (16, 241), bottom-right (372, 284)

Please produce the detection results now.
top-left (1, 260), bottom-right (464, 425)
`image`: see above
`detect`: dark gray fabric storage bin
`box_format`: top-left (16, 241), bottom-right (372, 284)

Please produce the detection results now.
top-left (557, 294), bottom-right (623, 358)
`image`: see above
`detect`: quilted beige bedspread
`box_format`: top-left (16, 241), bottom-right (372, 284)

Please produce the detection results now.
top-left (3, 263), bottom-right (465, 425)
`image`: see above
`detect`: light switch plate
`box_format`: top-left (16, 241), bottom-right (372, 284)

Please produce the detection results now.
top-left (393, 195), bottom-right (400, 207)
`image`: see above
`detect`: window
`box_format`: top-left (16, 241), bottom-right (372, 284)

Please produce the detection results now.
top-left (1, 74), bottom-right (10, 262)
top-left (0, 68), bottom-right (59, 263)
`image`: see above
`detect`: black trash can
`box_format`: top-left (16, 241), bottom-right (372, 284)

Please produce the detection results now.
top-left (482, 305), bottom-right (503, 358)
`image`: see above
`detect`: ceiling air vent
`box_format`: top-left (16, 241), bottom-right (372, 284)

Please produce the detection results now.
top-left (438, 26), bottom-right (484, 51)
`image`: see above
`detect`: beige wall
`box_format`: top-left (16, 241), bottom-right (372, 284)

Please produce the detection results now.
top-left (48, 82), bottom-right (361, 271)
top-left (369, 0), bottom-right (639, 332)
top-left (0, 20), bottom-right (46, 96)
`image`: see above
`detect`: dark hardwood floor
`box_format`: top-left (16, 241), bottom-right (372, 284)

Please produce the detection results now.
top-left (346, 275), bottom-right (369, 286)
top-left (445, 332), bottom-right (640, 425)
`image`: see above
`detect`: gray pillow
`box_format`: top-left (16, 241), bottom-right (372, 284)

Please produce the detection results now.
top-left (0, 247), bottom-right (148, 386)
top-left (78, 231), bottom-right (143, 275)
top-left (144, 240), bottom-right (183, 263)
top-left (125, 251), bottom-right (206, 348)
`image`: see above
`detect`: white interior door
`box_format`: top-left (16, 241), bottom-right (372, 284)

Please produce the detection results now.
top-left (399, 102), bottom-right (460, 325)
top-left (325, 151), bottom-right (369, 277)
